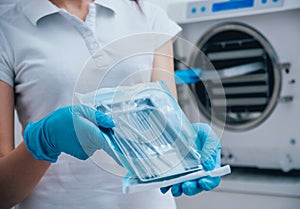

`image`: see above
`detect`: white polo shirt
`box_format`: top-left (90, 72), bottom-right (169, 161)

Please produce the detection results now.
top-left (0, 0), bottom-right (181, 208)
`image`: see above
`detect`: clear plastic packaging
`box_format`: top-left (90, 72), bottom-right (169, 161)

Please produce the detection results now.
top-left (76, 81), bottom-right (202, 182)
top-left (96, 97), bottom-right (202, 182)
top-left (76, 81), bottom-right (231, 193)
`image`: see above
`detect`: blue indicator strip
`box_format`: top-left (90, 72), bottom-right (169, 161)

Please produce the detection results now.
top-left (212, 0), bottom-right (255, 12)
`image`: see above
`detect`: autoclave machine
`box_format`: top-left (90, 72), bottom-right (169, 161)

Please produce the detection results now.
top-left (149, 0), bottom-right (300, 172)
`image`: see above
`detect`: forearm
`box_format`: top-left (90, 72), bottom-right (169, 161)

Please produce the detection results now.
top-left (151, 40), bottom-right (178, 100)
top-left (0, 141), bottom-right (50, 208)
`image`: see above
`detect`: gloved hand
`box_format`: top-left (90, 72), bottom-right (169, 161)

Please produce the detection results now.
top-left (160, 123), bottom-right (221, 196)
top-left (24, 105), bottom-right (116, 163)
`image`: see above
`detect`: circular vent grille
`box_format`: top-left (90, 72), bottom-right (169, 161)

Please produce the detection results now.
top-left (189, 23), bottom-right (281, 131)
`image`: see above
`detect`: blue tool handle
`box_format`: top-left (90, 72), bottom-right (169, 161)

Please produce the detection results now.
top-left (175, 68), bottom-right (202, 85)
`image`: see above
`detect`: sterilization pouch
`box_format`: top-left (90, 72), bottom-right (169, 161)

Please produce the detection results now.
top-left (76, 81), bottom-right (230, 193)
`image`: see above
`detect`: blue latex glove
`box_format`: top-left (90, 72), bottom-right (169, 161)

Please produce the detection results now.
top-left (24, 105), bottom-right (115, 163)
top-left (160, 123), bottom-right (221, 196)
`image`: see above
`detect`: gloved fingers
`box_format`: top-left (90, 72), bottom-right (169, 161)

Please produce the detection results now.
top-left (70, 149), bottom-right (89, 160)
top-left (160, 186), bottom-right (171, 194)
top-left (95, 111), bottom-right (115, 128)
top-left (192, 123), bottom-right (220, 153)
top-left (215, 145), bottom-right (221, 168)
top-left (72, 105), bottom-right (115, 128)
top-left (171, 183), bottom-right (183, 197)
top-left (160, 177), bottom-right (218, 196)
top-left (192, 123), bottom-right (211, 150)
top-left (74, 117), bottom-right (106, 153)
top-left (70, 106), bottom-right (120, 163)
top-left (182, 180), bottom-right (203, 196)
top-left (74, 117), bottom-right (122, 164)
top-left (64, 118), bottom-right (90, 160)
top-left (177, 177), bottom-right (220, 196)
top-left (198, 176), bottom-right (221, 191)
top-left (193, 123), bottom-right (221, 171)
top-left (202, 144), bottom-right (222, 171)
top-left (201, 148), bottom-right (217, 171)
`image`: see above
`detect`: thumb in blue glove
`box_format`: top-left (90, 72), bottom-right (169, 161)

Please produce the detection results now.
top-left (24, 105), bottom-right (115, 163)
top-left (160, 123), bottom-right (221, 197)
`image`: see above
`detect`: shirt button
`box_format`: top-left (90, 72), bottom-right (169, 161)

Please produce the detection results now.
top-left (95, 59), bottom-right (103, 67)
top-left (93, 53), bottom-right (102, 59)
top-left (84, 30), bottom-right (92, 37)
top-left (90, 42), bottom-right (99, 49)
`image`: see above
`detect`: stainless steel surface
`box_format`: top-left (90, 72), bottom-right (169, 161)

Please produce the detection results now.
top-left (188, 22), bottom-right (282, 131)
top-left (201, 62), bottom-right (264, 80)
top-left (207, 48), bottom-right (265, 60)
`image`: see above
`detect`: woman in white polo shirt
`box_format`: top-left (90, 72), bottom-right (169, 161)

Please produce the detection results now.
top-left (0, 0), bottom-right (221, 208)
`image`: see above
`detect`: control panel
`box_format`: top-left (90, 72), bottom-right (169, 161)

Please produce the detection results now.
top-left (187, 0), bottom-right (284, 19)
top-left (165, 0), bottom-right (300, 23)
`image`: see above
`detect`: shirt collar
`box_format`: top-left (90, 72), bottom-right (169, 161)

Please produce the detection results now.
top-left (21, 0), bottom-right (60, 26)
top-left (94, 0), bottom-right (118, 13)
top-left (21, 0), bottom-right (117, 26)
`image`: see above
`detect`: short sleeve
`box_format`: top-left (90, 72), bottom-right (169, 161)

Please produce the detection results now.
top-left (148, 4), bottom-right (182, 37)
top-left (0, 31), bottom-right (14, 87)
top-left (142, 2), bottom-right (182, 48)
